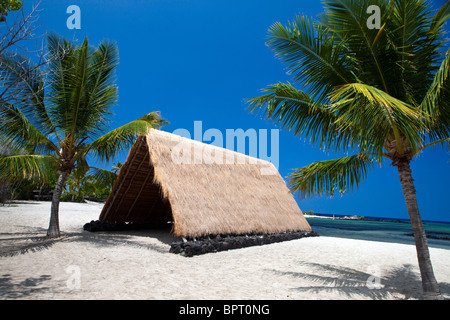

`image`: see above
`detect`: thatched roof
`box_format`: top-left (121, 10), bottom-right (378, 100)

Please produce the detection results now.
top-left (99, 129), bottom-right (311, 237)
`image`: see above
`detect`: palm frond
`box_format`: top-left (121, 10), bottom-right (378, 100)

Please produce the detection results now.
top-left (420, 47), bottom-right (450, 141)
top-left (89, 167), bottom-right (118, 189)
top-left (45, 32), bottom-right (77, 134)
top-left (0, 154), bottom-right (58, 183)
top-left (429, 0), bottom-right (450, 33)
top-left (330, 83), bottom-right (427, 154)
top-left (247, 82), bottom-right (349, 152)
top-left (320, 0), bottom-right (391, 92)
top-left (0, 103), bottom-right (58, 154)
top-left (79, 39), bottom-right (119, 140)
top-left (387, 0), bottom-right (449, 103)
top-left (0, 51), bottom-right (54, 136)
top-left (266, 14), bottom-right (353, 101)
top-left (85, 111), bottom-right (168, 163)
top-left (415, 137), bottom-right (450, 155)
top-left (66, 36), bottom-right (90, 140)
top-left (288, 153), bottom-right (376, 197)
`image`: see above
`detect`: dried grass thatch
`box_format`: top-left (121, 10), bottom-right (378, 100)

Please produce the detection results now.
top-left (99, 129), bottom-right (311, 237)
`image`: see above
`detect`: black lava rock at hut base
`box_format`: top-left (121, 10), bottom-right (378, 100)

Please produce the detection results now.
top-left (83, 220), bottom-right (169, 232)
top-left (169, 231), bottom-right (319, 257)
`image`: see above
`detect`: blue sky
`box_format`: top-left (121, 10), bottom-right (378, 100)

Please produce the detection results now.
top-left (24, 0), bottom-right (450, 222)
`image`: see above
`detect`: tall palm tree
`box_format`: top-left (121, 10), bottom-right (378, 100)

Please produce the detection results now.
top-left (248, 0), bottom-right (449, 300)
top-left (0, 33), bottom-right (167, 238)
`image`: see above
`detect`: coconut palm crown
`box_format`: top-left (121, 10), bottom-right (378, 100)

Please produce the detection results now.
top-left (248, 0), bottom-right (449, 299)
top-left (0, 33), bottom-right (167, 238)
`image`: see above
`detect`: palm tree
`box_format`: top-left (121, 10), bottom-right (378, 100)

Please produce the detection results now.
top-left (0, 33), bottom-right (167, 238)
top-left (248, 0), bottom-right (449, 300)
top-left (65, 164), bottom-right (89, 202)
top-left (112, 161), bottom-right (123, 174)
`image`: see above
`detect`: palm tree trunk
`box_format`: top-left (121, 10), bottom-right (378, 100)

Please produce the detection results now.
top-left (47, 170), bottom-right (70, 239)
top-left (395, 160), bottom-right (443, 300)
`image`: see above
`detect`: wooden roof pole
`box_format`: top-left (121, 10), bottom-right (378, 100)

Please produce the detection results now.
top-left (124, 166), bottom-right (154, 221)
top-left (112, 146), bottom-right (150, 216)
top-left (101, 137), bottom-right (144, 222)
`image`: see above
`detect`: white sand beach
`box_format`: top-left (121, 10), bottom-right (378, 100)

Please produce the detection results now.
top-left (0, 201), bottom-right (449, 300)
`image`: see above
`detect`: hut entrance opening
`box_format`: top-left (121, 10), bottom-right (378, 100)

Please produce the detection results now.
top-left (99, 137), bottom-right (174, 230)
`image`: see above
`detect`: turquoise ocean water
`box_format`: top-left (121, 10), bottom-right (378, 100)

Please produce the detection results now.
top-left (305, 215), bottom-right (450, 250)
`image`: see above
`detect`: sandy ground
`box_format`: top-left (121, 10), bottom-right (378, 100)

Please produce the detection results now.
top-left (0, 201), bottom-right (449, 300)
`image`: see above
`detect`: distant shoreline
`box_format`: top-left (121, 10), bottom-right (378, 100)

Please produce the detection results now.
top-left (304, 213), bottom-right (450, 225)
top-left (304, 213), bottom-right (409, 224)
top-left (305, 213), bottom-right (450, 242)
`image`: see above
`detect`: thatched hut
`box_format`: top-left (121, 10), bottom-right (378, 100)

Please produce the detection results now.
top-left (98, 129), bottom-right (311, 238)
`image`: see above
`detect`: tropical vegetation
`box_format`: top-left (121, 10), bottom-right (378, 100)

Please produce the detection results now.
top-left (0, 0), bottom-right (22, 22)
top-left (0, 33), bottom-right (167, 238)
top-left (248, 0), bottom-right (450, 300)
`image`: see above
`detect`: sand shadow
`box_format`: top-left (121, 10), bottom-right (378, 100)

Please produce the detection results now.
top-left (0, 225), bottom-right (181, 257)
top-left (66, 228), bottom-right (182, 253)
top-left (0, 274), bottom-right (53, 299)
top-left (269, 262), bottom-right (450, 300)
top-left (0, 228), bottom-right (59, 257)
top-left (95, 227), bottom-right (182, 246)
